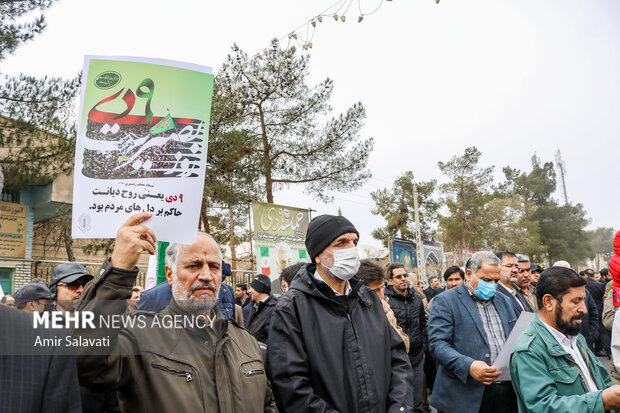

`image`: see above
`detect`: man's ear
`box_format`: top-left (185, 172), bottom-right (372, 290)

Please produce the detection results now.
top-left (465, 269), bottom-right (473, 282)
top-left (165, 266), bottom-right (173, 285)
top-left (542, 294), bottom-right (555, 311)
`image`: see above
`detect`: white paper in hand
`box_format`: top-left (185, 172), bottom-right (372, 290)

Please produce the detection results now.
top-left (493, 311), bottom-right (535, 381)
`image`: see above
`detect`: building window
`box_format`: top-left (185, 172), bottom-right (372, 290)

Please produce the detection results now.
top-left (0, 190), bottom-right (19, 203)
top-left (0, 268), bottom-right (13, 295)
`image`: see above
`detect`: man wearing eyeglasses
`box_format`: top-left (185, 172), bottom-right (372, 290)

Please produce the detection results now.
top-left (49, 262), bottom-right (94, 313)
top-left (494, 251), bottom-right (531, 317)
top-left (385, 262), bottom-right (427, 413)
top-left (515, 254), bottom-right (537, 312)
top-left (48, 262), bottom-right (122, 413)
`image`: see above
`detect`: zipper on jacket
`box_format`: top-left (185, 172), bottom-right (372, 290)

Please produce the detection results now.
top-left (244, 369), bottom-right (264, 377)
top-left (152, 363), bottom-right (194, 382)
top-left (346, 313), bottom-right (358, 341)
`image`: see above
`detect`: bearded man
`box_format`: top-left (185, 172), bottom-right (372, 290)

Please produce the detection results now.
top-left (511, 266), bottom-right (620, 412)
top-left (74, 212), bottom-right (274, 413)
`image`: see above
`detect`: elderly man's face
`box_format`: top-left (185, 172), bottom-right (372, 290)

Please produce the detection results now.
top-left (315, 232), bottom-right (358, 270)
top-left (167, 235), bottom-right (222, 309)
top-left (430, 278), bottom-right (440, 288)
top-left (465, 263), bottom-right (501, 292)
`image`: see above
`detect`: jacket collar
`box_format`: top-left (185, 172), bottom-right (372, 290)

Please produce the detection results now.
top-left (530, 315), bottom-right (579, 357)
top-left (254, 294), bottom-right (277, 311)
top-left (384, 284), bottom-right (413, 300)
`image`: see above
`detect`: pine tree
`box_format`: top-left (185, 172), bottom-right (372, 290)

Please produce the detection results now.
top-left (0, 1), bottom-right (80, 262)
top-left (0, 0), bottom-right (80, 189)
top-left (216, 40), bottom-right (374, 203)
top-left (370, 171), bottom-right (438, 247)
top-left (437, 147), bottom-right (494, 250)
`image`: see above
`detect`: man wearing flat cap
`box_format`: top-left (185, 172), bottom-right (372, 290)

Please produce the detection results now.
top-left (267, 214), bottom-right (413, 413)
top-left (49, 263), bottom-right (120, 413)
top-left (246, 274), bottom-right (278, 344)
top-left (14, 283), bottom-right (53, 314)
top-left (49, 262), bottom-right (94, 313)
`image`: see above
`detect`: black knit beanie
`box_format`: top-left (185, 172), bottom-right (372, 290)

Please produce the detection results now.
top-left (251, 274), bottom-right (271, 294)
top-left (305, 215), bottom-right (359, 263)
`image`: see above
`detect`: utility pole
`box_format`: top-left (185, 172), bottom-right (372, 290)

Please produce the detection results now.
top-left (555, 149), bottom-right (569, 205)
top-left (247, 197), bottom-right (255, 275)
top-left (413, 184), bottom-right (425, 283)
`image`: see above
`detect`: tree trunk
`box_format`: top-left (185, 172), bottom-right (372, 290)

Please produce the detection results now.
top-left (201, 198), bottom-right (211, 233)
top-left (459, 183), bottom-right (466, 248)
top-left (228, 204), bottom-right (237, 270)
top-left (258, 104), bottom-right (273, 203)
top-left (63, 228), bottom-right (75, 261)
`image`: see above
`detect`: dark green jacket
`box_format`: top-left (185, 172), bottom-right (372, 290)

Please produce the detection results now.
top-left (510, 315), bottom-right (614, 413)
top-left (74, 259), bottom-right (274, 413)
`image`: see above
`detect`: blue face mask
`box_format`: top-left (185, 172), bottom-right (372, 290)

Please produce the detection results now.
top-left (471, 279), bottom-right (497, 301)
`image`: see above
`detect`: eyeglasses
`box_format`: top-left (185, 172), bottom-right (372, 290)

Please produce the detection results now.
top-left (392, 274), bottom-right (407, 280)
top-left (517, 268), bottom-right (531, 273)
top-left (57, 281), bottom-right (87, 289)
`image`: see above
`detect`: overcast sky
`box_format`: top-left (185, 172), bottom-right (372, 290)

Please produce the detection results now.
top-left (4, 0), bottom-right (619, 249)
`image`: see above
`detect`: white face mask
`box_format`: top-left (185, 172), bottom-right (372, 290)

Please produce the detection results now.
top-left (321, 246), bottom-right (360, 281)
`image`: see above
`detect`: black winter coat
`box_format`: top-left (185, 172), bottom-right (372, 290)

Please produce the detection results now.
top-left (246, 295), bottom-right (278, 344)
top-left (384, 286), bottom-right (427, 365)
top-left (581, 288), bottom-right (599, 347)
top-left (267, 264), bottom-right (412, 413)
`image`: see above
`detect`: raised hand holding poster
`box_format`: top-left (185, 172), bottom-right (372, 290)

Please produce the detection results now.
top-left (72, 56), bottom-right (214, 243)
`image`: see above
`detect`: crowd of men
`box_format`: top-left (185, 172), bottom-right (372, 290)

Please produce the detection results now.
top-left (1, 212), bottom-right (620, 413)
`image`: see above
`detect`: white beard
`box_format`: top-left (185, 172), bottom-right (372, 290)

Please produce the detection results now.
top-left (171, 276), bottom-right (220, 316)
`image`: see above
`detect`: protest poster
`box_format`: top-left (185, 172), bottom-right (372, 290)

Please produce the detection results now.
top-left (390, 238), bottom-right (418, 275)
top-left (0, 202), bottom-right (29, 258)
top-left (71, 56), bottom-right (214, 243)
top-left (252, 201), bottom-right (310, 292)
